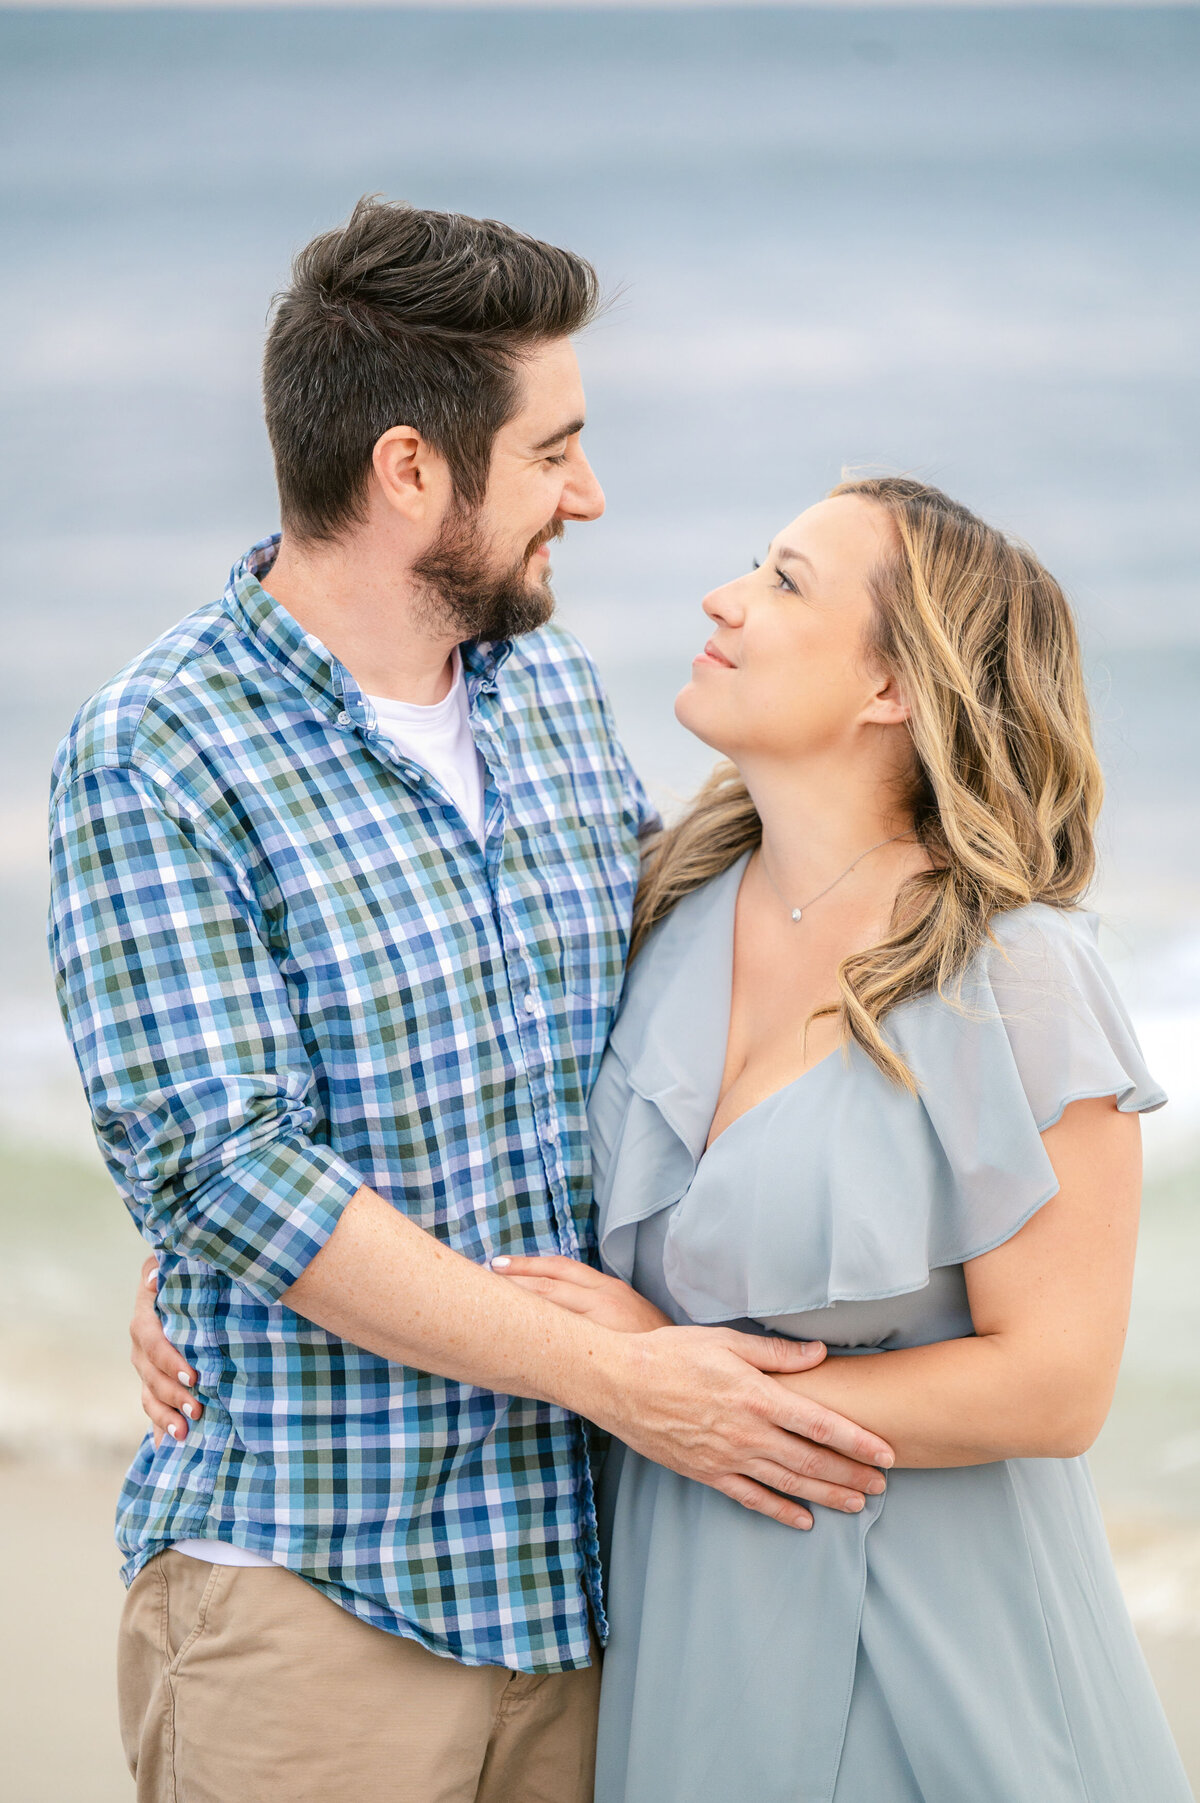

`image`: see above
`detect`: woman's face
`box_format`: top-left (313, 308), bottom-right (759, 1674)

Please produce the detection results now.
top-left (675, 494), bottom-right (906, 766)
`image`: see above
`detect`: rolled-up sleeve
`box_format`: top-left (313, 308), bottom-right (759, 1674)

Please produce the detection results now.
top-left (48, 763), bottom-right (362, 1303)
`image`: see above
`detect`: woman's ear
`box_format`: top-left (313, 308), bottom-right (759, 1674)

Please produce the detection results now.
top-left (859, 655), bottom-right (912, 729)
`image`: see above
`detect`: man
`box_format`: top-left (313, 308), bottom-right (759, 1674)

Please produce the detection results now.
top-left (51, 199), bottom-right (891, 1803)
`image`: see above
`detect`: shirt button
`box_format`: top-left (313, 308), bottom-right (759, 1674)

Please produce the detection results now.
top-left (523, 993), bottom-right (536, 1014)
top-left (336, 710), bottom-right (351, 727)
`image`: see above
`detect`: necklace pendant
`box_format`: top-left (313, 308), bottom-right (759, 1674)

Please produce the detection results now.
top-left (791, 907), bottom-right (804, 922)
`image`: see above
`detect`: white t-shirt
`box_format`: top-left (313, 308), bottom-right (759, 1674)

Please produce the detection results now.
top-left (173, 651), bottom-right (486, 1573)
top-left (369, 649), bottom-right (486, 843)
top-left (173, 1536), bottom-right (275, 1566)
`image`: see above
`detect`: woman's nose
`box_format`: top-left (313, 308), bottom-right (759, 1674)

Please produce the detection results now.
top-left (703, 580), bottom-right (743, 626)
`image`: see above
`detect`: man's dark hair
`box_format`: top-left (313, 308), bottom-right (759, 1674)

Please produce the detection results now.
top-left (262, 197), bottom-right (601, 543)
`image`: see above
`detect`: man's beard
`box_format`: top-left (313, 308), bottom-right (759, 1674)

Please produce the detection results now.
top-left (412, 505), bottom-right (563, 643)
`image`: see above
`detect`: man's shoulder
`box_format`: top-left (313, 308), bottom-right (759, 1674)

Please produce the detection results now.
top-left (501, 621), bottom-right (609, 710)
top-left (51, 598), bottom-right (246, 799)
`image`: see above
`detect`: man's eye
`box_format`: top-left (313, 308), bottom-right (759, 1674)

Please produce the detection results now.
top-left (545, 452), bottom-right (568, 467)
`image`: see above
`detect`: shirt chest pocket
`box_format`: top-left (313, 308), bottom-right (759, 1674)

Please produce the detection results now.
top-left (509, 818), bottom-right (637, 1000)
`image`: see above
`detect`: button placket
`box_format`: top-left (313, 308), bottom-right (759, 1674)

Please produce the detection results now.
top-left (503, 939), bottom-right (574, 1249)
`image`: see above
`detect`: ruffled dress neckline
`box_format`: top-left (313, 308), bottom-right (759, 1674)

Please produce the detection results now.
top-left (593, 856), bottom-right (1166, 1331)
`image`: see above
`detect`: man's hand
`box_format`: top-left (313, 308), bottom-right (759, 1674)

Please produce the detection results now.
top-left (589, 1324), bottom-right (891, 1530)
top-left (130, 1257), bottom-right (203, 1447)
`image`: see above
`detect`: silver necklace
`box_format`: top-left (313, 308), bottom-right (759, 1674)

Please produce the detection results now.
top-left (760, 832), bottom-right (913, 923)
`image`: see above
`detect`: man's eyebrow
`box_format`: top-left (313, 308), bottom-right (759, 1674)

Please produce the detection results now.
top-left (529, 417), bottom-right (585, 453)
top-left (773, 545), bottom-right (817, 578)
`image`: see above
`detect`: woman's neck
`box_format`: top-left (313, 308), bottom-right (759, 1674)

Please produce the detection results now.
top-left (741, 755), bottom-right (918, 904)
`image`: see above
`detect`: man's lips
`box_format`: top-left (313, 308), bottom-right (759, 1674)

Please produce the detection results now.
top-left (527, 522), bottom-right (564, 564)
top-left (694, 639), bottom-right (735, 669)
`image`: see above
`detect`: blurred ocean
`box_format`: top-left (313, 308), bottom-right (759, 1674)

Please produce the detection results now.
top-left (1, 1), bottom-right (1197, 1643)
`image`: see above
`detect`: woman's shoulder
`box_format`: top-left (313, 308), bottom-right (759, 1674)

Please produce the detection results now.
top-left (984, 898), bottom-right (1102, 967)
top-left (899, 900), bottom-right (1165, 1135)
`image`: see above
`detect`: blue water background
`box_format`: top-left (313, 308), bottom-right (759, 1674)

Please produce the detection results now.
top-left (0, 7), bottom-right (1197, 1106)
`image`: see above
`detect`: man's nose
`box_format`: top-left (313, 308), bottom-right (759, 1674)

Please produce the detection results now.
top-left (559, 450), bottom-right (605, 523)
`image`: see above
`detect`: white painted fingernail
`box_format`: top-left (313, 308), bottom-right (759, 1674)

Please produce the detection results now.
top-left (167, 1423), bottom-right (180, 1439)
top-left (182, 1403), bottom-right (197, 1420)
top-left (146, 1270), bottom-right (158, 1287)
top-left (491, 1256), bottom-right (512, 1270)
top-left (177, 1371), bottom-right (193, 1386)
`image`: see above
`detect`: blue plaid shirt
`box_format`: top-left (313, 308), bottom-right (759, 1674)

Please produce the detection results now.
top-left (49, 537), bottom-right (653, 1672)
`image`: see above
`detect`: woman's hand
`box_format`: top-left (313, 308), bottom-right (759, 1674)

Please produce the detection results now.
top-left (491, 1254), bottom-right (673, 1334)
top-left (131, 1256), bottom-right (203, 1447)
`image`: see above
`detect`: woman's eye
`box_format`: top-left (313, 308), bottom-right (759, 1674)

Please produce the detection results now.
top-left (753, 556), bottom-right (797, 594)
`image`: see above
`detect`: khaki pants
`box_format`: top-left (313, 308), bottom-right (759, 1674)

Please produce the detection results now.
top-left (118, 1551), bottom-right (600, 1803)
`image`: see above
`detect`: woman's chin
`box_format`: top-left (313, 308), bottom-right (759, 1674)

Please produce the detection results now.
top-left (673, 682), bottom-right (727, 754)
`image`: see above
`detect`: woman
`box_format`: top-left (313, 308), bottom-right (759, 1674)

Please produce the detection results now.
top-left (495, 478), bottom-right (1193, 1802)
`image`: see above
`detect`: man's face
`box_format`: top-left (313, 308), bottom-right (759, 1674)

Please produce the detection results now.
top-left (413, 337), bottom-right (604, 642)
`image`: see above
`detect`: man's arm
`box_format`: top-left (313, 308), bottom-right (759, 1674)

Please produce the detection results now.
top-left (51, 764), bottom-right (362, 1301)
top-left (284, 1186), bottom-right (894, 1519)
top-left (136, 1184), bottom-right (894, 1526)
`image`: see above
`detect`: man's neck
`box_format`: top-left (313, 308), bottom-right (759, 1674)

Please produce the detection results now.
top-left (265, 530), bottom-right (459, 706)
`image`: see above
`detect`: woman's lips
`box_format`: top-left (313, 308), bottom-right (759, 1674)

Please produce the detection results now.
top-left (694, 639), bottom-right (735, 669)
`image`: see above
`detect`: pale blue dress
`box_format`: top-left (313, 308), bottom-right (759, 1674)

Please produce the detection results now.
top-left (591, 855), bottom-right (1192, 1803)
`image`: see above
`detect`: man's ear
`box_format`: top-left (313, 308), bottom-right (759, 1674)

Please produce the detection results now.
top-left (371, 425), bottom-right (451, 525)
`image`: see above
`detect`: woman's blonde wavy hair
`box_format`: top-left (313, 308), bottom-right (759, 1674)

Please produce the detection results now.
top-left (630, 476), bottom-right (1104, 1090)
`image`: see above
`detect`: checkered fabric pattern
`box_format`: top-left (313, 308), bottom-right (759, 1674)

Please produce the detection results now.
top-left (49, 536), bottom-right (654, 1672)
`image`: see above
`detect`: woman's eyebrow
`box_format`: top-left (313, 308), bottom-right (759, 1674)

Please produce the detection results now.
top-left (773, 545), bottom-right (817, 578)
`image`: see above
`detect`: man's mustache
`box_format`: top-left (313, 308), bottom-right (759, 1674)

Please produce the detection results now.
top-left (525, 521), bottom-right (565, 562)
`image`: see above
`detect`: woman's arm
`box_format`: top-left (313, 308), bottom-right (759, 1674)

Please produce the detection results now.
top-left (774, 1094), bottom-right (1142, 1466)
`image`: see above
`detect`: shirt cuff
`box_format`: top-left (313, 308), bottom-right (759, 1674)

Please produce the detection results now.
top-left (175, 1134), bottom-right (364, 1304)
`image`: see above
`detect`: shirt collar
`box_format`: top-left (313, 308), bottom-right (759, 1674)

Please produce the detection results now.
top-left (223, 535), bottom-right (346, 717)
top-left (224, 534), bottom-right (515, 716)
top-left (461, 634), bottom-right (514, 699)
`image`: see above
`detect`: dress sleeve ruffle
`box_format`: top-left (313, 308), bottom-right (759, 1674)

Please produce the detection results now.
top-left (596, 903), bottom-right (1166, 1324)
